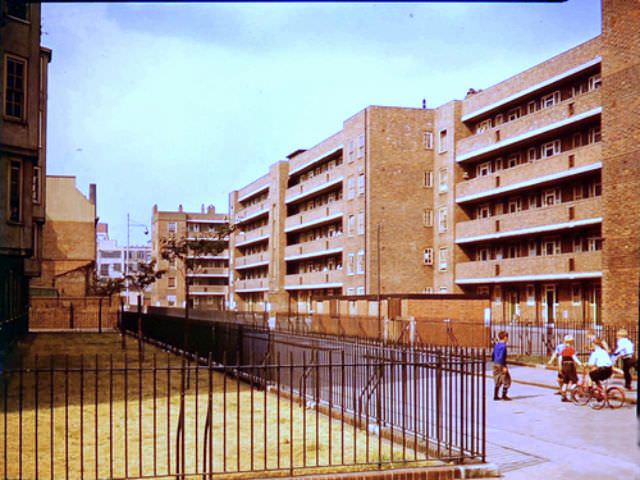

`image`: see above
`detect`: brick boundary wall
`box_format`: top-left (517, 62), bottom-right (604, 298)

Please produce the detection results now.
top-left (29, 296), bottom-right (120, 331)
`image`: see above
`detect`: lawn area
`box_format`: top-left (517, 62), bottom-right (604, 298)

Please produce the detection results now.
top-left (0, 333), bottom-right (438, 479)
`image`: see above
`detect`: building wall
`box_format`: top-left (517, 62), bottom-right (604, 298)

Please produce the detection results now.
top-left (601, 0), bottom-right (640, 327)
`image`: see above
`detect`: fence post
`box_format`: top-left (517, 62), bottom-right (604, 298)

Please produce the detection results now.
top-left (69, 303), bottom-right (75, 330)
top-left (98, 297), bottom-right (103, 333)
top-left (137, 294), bottom-right (144, 360)
top-left (120, 298), bottom-right (126, 350)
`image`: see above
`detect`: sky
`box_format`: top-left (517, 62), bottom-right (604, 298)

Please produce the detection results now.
top-left (41, 1), bottom-right (602, 247)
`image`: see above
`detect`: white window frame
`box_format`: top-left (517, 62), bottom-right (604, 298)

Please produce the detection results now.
top-left (357, 173), bottom-right (365, 195)
top-left (476, 119), bottom-right (492, 134)
top-left (356, 250), bottom-right (365, 275)
top-left (476, 161), bottom-right (491, 177)
top-left (357, 134), bottom-right (365, 158)
top-left (587, 236), bottom-right (602, 252)
top-left (348, 140), bottom-right (355, 162)
top-left (438, 129), bottom-right (448, 153)
top-left (588, 73), bottom-right (601, 91)
top-left (571, 285), bottom-right (582, 305)
top-left (439, 287), bottom-right (448, 293)
top-left (357, 212), bottom-right (365, 235)
top-left (4, 55), bottom-right (28, 120)
top-left (423, 248), bottom-right (434, 265)
top-left (477, 248), bottom-right (490, 261)
top-left (541, 90), bottom-right (560, 109)
top-left (507, 197), bottom-right (522, 213)
top-left (346, 287), bottom-right (355, 296)
top-left (543, 188), bottom-right (561, 206)
top-left (356, 286), bottom-right (365, 295)
top-left (424, 171), bottom-right (433, 188)
top-left (527, 147), bottom-right (537, 162)
top-left (438, 168), bottom-right (448, 193)
top-left (507, 107), bottom-right (521, 122)
top-left (347, 176), bottom-right (355, 200)
top-left (506, 153), bottom-right (520, 169)
top-left (542, 238), bottom-right (560, 256)
top-left (424, 131), bottom-right (433, 149)
top-left (438, 247), bottom-right (448, 272)
top-left (527, 100), bottom-right (537, 114)
top-left (476, 204), bottom-right (490, 219)
top-left (541, 139), bottom-right (561, 158)
top-left (167, 295), bottom-right (177, 307)
top-left (438, 207), bottom-right (448, 233)
top-left (494, 285), bottom-right (502, 305)
top-left (347, 215), bottom-right (355, 237)
top-left (423, 208), bottom-right (433, 227)
top-left (167, 276), bottom-right (177, 289)
top-left (347, 253), bottom-right (355, 275)
top-left (168, 222), bottom-right (177, 233)
top-left (588, 126), bottom-right (601, 144)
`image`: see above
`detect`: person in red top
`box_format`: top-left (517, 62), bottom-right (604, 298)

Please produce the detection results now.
top-left (558, 335), bottom-right (582, 402)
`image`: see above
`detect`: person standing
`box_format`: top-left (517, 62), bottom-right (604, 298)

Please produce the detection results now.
top-left (492, 331), bottom-right (512, 401)
top-left (613, 328), bottom-right (635, 391)
top-left (548, 339), bottom-right (566, 395)
top-left (558, 335), bottom-right (582, 402)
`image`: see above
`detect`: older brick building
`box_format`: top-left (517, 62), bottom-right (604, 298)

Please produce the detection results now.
top-left (151, 205), bottom-right (230, 310)
top-left (0, 2), bottom-right (50, 324)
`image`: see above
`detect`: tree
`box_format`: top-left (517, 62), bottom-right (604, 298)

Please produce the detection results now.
top-left (159, 224), bottom-right (233, 350)
top-left (125, 258), bottom-right (166, 301)
top-left (90, 274), bottom-right (125, 298)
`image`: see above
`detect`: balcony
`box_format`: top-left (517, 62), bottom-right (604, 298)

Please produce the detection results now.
top-left (457, 89), bottom-right (601, 163)
top-left (285, 270), bottom-right (343, 290)
top-left (285, 170), bottom-right (343, 204)
top-left (187, 267), bottom-right (228, 277)
top-left (235, 251), bottom-right (271, 269)
top-left (235, 227), bottom-right (270, 247)
top-left (234, 278), bottom-right (269, 292)
top-left (456, 251), bottom-right (602, 284)
top-left (234, 201), bottom-right (269, 225)
top-left (186, 249), bottom-right (229, 260)
top-left (284, 204), bottom-right (343, 233)
top-left (189, 285), bottom-right (228, 295)
top-left (456, 143), bottom-right (601, 203)
top-left (456, 197), bottom-right (602, 243)
top-left (284, 236), bottom-right (343, 261)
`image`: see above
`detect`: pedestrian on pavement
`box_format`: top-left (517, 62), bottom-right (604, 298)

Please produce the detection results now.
top-left (586, 328), bottom-right (610, 353)
top-left (613, 328), bottom-right (635, 391)
top-left (587, 338), bottom-right (613, 387)
top-left (492, 330), bottom-right (512, 401)
top-left (558, 335), bottom-right (582, 402)
top-left (547, 339), bottom-right (566, 395)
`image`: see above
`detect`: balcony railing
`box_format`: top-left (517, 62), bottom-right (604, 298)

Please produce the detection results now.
top-left (285, 170), bottom-right (343, 204)
top-left (234, 278), bottom-right (269, 291)
top-left (284, 236), bottom-right (343, 260)
top-left (234, 201), bottom-right (269, 225)
top-left (284, 270), bottom-right (343, 289)
top-left (235, 251), bottom-right (270, 268)
top-left (235, 227), bottom-right (270, 247)
top-left (456, 197), bottom-right (602, 242)
top-left (187, 267), bottom-right (228, 277)
top-left (457, 89), bottom-right (601, 162)
top-left (456, 251), bottom-right (602, 283)
top-left (284, 204), bottom-right (343, 233)
top-left (189, 285), bottom-right (228, 295)
top-left (456, 143), bottom-right (601, 202)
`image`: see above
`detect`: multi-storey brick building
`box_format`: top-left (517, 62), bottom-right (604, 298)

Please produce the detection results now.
top-left (224, 0), bottom-right (637, 327)
top-left (96, 223), bottom-right (151, 280)
top-left (0, 2), bottom-right (50, 323)
top-left (150, 205), bottom-right (230, 310)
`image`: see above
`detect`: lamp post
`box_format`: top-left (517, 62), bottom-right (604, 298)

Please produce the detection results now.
top-left (125, 213), bottom-right (149, 309)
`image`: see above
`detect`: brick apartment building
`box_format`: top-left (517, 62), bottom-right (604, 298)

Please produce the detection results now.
top-left (224, 0), bottom-right (637, 326)
top-left (150, 204), bottom-right (230, 310)
top-left (0, 2), bottom-right (50, 323)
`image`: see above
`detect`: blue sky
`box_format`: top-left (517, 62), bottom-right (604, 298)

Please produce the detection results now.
top-left (42, 1), bottom-right (601, 246)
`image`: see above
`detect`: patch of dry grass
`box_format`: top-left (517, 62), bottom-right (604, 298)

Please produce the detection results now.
top-left (0, 334), bottom-right (438, 479)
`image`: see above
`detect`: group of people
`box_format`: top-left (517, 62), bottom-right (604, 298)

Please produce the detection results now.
top-left (491, 328), bottom-right (636, 402)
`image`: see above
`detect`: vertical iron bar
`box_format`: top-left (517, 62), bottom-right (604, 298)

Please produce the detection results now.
top-left (288, 352), bottom-right (293, 475)
top-left (195, 355), bottom-right (199, 473)
top-left (328, 352), bottom-right (333, 466)
top-left (35, 355), bottom-right (39, 480)
top-left (95, 354), bottom-right (99, 480)
top-left (413, 351), bottom-right (418, 461)
top-left (276, 352), bottom-right (281, 470)
top-left (4, 368), bottom-right (8, 480)
top-left (222, 352), bottom-right (227, 473)
top-left (139, 351), bottom-right (143, 477)
top-left (236, 355), bottom-right (240, 473)
top-left (341, 350), bottom-right (345, 467)
top-left (65, 355), bottom-right (69, 480)
top-left (125, 353), bottom-right (129, 480)
top-left (302, 352), bottom-right (307, 468)
top-left (208, 353), bottom-right (213, 477)
top-left (109, 355), bottom-right (113, 480)
top-left (482, 349), bottom-right (486, 463)
top-left (80, 355), bottom-right (84, 479)
top-left (250, 349), bottom-right (254, 472)
top-left (19, 359), bottom-right (23, 480)
top-left (263, 352), bottom-right (267, 472)
top-left (167, 353), bottom-right (171, 476)
top-left (153, 354), bottom-right (157, 477)
top-left (314, 351), bottom-right (319, 467)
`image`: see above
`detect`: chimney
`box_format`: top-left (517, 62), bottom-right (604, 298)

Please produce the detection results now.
top-left (89, 183), bottom-right (97, 205)
top-left (178, 204), bottom-right (183, 212)
top-left (207, 205), bottom-right (215, 214)
top-left (422, 99), bottom-right (427, 109)
top-left (201, 204), bottom-right (205, 213)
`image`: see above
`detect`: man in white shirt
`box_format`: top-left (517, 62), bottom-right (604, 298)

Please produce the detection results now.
top-left (613, 329), bottom-right (635, 391)
top-left (587, 338), bottom-right (613, 386)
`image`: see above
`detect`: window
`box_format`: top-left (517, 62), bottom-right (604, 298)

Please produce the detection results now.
top-left (438, 207), bottom-right (448, 233)
top-left (587, 236), bottom-right (602, 251)
top-left (347, 215), bottom-right (355, 236)
top-left (423, 208), bottom-right (433, 227)
top-left (347, 176), bottom-right (355, 199)
top-left (347, 253), bottom-right (355, 275)
top-left (573, 237), bottom-right (583, 253)
top-left (476, 162), bottom-right (491, 177)
top-left (526, 285), bottom-right (535, 305)
top-left (439, 287), bottom-right (448, 293)
top-left (7, 1), bottom-right (28, 20)
top-left (573, 132), bottom-right (584, 149)
top-left (543, 188), bottom-right (561, 206)
top-left (423, 248), bottom-right (433, 265)
top-left (423, 131), bottom-right (433, 149)
top-left (587, 180), bottom-right (601, 197)
top-left (356, 286), bottom-right (365, 295)
top-left (113, 263), bottom-right (122, 272)
top-left (168, 222), bottom-right (177, 233)
top-left (438, 247), bottom-right (448, 271)
top-left (528, 240), bottom-right (537, 256)
top-left (507, 107), bottom-right (521, 122)
top-left (168, 277), bottom-right (176, 288)
top-left (572, 285), bottom-right (582, 305)
top-left (357, 212), bottom-right (365, 235)
top-left (506, 153), bottom-right (520, 169)
top-left (167, 295), bottom-right (176, 307)
top-left (357, 173), bottom-right (365, 195)
top-left (588, 126), bottom-right (601, 144)
top-left (541, 140), bottom-right (561, 158)
top-left (494, 286), bottom-right (502, 305)
top-left (99, 264), bottom-right (110, 276)
top-left (541, 91), bottom-right (560, 109)
top-left (476, 204), bottom-right (490, 219)
top-left (424, 287), bottom-right (434, 294)
top-left (528, 193), bottom-right (539, 209)
top-left (438, 168), bottom-right (448, 193)
top-left (507, 197), bottom-right (521, 213)
top-left (356, 250), bottom-right (365, 274)
top-left (32, 166), bottom-right (41, 204)
top-left (438, 129), bottom-right (448, 153)
top-left (542, 238), bottom-right (560, 256)
top-left (423, 171), bottom-right (433, 188)
top-left (8, 159), bottom-right (22, 222)
top-left (348, 140), bottom-right (355, 162)
top-left (527, 101), bottom-right (537, 114)
top-left (346, 287), bottom-right (355, 296)
top-left (588, 73), bottom-right (601, 91)
top-left (357, 134), bottom-right (365, 158)
top-left (494, 113), bottom-right (503, 126)
top-left (527, 147), bottom-right (537, 162)
top-left (476, 119), bottom-right (492, 134)
top-left (573, 184), bottom-right (584, 200)
top-left (477, 248), bottom-right (490, 261)
top-left (4, 56), bottom-right (27, 120)
top-left (477, 286), bottom-right (490, 296)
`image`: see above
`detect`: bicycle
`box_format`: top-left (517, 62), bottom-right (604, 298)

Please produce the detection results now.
top-left (572, 368), bottom-right (626, 409)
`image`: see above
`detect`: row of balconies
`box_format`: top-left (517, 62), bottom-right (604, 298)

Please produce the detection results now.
top-left (234, 200), bottom-right (269, 225)
top-left (285, 169), bottom-right (344, 204)
top-left (456, 143), bottom-right (601, 202)
top-left (457, 89), bottom-right (601, 161)
top-left (456, 251), bottom-right (601, 282)
top-left (284, 204), bottom-right (343, 232)
top-left (186, 267), bottom-right (228, 277)
top-left (456, 197), bottom-right (601, 242)
top-left (284, 270), bottom-right (343, 289)
top-left (235, 278), bottom-right (268, 291)
top-left (235, 227), bottom-right (270, 247)
top-left (235, 251), bottom-right (270, 268)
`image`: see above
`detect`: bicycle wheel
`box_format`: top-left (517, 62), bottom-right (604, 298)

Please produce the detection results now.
top-left (589, 387), bottom-right (606, 410)
top-left (572, 385), bottom-right (590, 405)
top-left (606, 386), bottom-right (626, 409)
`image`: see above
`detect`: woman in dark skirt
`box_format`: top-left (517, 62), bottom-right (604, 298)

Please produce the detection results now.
top-left (559, 335), bottom-right (582, 402)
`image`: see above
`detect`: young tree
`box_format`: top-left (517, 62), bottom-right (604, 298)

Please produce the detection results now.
top-left (159, 224), bottom-right (233, 350)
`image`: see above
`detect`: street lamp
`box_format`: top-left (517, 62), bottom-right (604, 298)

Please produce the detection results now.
top-left (125, 213), bottom-right (149, 308)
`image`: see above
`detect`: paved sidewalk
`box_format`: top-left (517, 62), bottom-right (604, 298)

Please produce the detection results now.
top-left (499, 363), bottom-right (637, 404)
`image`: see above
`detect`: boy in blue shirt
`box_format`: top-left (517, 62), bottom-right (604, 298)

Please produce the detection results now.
top-left (492, 331), bottom-right (512, 401)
